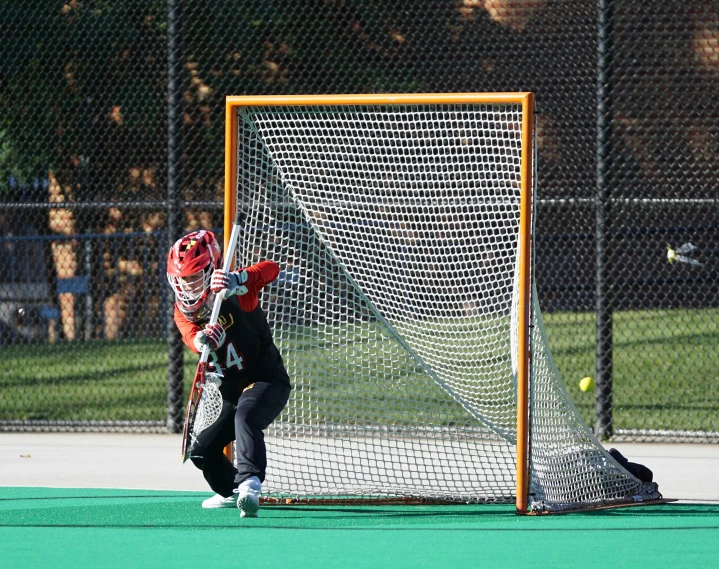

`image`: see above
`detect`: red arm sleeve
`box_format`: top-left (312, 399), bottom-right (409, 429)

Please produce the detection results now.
top-left (245, 260), bottom-right (280, 292)
top-left (237, 260), bottom-right (280, 312)
top-left (173, 304), bottom-right (201, 354)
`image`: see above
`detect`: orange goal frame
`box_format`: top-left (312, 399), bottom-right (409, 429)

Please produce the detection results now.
top-left (222, 92), bottom-right (536, 514)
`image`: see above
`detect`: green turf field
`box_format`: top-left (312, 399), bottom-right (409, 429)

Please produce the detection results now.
top-left (1, 487), bottom-right (717, 569)
top-left (2, 307), bottom-right (718, 433)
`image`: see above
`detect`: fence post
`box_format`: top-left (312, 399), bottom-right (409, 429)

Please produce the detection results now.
top-left (84, 239), bottom-right (92, 342)
top-left (595, 0), bottom-right (614, 439)
top-left (166, 0), bottom-right (185, 433)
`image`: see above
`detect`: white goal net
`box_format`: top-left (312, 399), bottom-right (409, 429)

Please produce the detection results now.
top-left (228, 97), bottom-right (660, 512)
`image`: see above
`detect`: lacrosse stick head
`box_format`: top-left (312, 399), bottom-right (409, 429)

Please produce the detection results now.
top-left (181, 365), bottom-right (225, 462)
top-left (193, 380), bottom-right (223, 438)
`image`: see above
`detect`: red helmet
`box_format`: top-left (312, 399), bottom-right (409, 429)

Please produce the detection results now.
top-left (166, 230), bottom-right (222, 315)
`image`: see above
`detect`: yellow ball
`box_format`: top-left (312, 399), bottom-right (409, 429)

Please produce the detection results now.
top-left (579, 377), bottom-right (595, 392)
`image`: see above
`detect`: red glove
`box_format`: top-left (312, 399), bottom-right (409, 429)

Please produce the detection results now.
top-left (193, 322), bottom-right (226, 351)
top-left (211, 269), bottom-right (248, 300)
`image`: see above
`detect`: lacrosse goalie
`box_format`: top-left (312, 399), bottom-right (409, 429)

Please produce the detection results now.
top-left (167, 230), bottom-right (291, 517)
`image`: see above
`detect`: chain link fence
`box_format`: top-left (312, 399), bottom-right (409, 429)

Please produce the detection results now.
top-left (1, 0), bottom-right (717, 440)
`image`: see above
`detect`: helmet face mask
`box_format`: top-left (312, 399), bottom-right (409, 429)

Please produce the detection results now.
top-left (169, 269), bottom-right (212, 311)
top-left (166, 230), bottom-right (221, 316)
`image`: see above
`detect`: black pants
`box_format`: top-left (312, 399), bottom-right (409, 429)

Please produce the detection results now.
top-left (189, 381), bottom-right (290, 498)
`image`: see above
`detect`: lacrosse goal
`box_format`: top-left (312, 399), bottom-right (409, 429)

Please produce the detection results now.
top-left (222, 93), bottom-right (660, 513)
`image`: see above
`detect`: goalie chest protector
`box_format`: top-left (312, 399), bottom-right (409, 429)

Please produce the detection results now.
top-left (207, 296), bottom-right (290, 397)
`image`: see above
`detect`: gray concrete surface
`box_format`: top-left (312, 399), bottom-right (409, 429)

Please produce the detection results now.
top-left (1, 433), bottom-right (205, 493)
top-left (0, 433), bottom-right (716, 503)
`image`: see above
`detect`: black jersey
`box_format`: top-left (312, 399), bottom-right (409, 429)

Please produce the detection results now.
top-left (208, 296), bottom-right (289, 397)
top-left (174, 260), bottom-right (290, 398)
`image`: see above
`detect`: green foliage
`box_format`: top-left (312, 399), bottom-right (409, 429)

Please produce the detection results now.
top-left (0, 130), bottom-right (35, 187)
top-left (0, 0), bottom-right (463, 189)
top-left (0, 1), bottom-right (167, 184)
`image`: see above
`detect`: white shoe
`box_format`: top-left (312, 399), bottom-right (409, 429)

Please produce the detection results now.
top-left (236, 476), bottom-right (261, 518)
top-left (202, 493), bottom-right (237, 509)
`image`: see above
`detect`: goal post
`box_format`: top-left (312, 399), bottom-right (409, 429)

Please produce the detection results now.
top-left (222, 93), bottom-right (660, 513)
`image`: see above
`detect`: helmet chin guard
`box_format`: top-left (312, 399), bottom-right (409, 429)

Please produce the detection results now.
top-left (177, 291), bottom-right (215, 323)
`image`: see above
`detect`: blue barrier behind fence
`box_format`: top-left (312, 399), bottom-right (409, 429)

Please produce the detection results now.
top-left (0, 230), bottom-right (170, 343)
